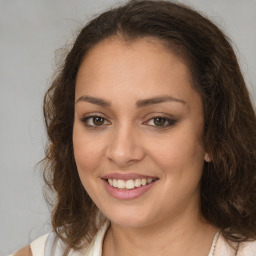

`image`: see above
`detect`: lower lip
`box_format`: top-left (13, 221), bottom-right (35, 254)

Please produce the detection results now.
top-left (103, 179), bottom-right (158, 200)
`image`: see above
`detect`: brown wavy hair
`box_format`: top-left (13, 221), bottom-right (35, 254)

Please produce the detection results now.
top-left (43, 0), bottom-right (256, 250)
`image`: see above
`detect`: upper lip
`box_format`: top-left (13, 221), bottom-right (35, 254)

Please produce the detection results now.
top-left (101, 173), bottom-right (158, 181)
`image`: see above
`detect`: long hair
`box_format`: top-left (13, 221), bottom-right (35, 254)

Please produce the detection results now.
top-left (43, 0), bottom-right (256, 249)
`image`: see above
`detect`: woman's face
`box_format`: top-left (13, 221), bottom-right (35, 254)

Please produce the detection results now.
top-left (73, 37), bottom-right (209, 228)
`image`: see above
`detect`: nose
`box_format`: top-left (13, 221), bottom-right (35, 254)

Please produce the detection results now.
top-left (106, 123), bottom-right (145, 167)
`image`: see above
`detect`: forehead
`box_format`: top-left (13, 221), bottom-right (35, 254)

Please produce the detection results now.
top-left (75, 36), bottom-right (200, 110)
top-left (79, 36), bottom-right (187, 73)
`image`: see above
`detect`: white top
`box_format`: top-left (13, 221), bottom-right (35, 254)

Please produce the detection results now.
top-left (10, 222), bottom-right (256, 256)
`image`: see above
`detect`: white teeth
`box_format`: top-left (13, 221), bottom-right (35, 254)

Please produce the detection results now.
top-left (147, 178), bottom-right (153, 183)
top-left (135, 179), bottom-right (142, 187)
top-left (107, 177), bottom-right (155, 190)
top-left (126, 179), bottom-right (135, 189)
top-left (117, 179), bottom-right (126, 189)
top-left (113, 179), bottom-right (118, 188)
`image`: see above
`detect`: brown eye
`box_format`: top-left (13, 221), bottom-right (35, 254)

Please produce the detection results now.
top-left (92, 116), bottom-right (105, 126)
top-left (153, 117), bottom-right (167, 126)
top-left (81, 115), bottom-right (109, 128)
top-left (146, 116), bottom-right (177, 128)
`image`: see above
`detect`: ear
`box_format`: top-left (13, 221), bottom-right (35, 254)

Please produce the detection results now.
top-left (204, 152), bottom-right (212, 163)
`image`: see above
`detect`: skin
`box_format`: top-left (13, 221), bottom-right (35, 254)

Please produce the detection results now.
top-left (13, 245), bottom-right (32, 256)
top-left (73, 36), bottom-right (215, 256)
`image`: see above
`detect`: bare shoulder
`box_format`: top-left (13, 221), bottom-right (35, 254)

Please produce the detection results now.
top-left (239, 240), bottom-right (256, 254)
top-left (13, 245), bottom-right (32, 256)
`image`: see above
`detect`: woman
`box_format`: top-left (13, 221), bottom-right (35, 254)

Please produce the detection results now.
top-left (12, 0), bottom-right (256, 255)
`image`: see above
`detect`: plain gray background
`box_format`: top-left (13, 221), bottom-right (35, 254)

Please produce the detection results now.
top-left (1, 0), bottom-right (255, 254)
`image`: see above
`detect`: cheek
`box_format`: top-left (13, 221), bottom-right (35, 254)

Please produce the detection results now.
top-left (73, 125), bottom-right (105, 177)
top-left (147, 127), bottom-right (205, 184)
top-left (150, 134), bottom-right (204, 165)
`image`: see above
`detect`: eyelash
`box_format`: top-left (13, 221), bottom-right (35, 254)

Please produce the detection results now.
top-left (81, 115), bottom-right (110, 129)
top-left (80, 114), bottom-right (177, 129)
top-left (146, 116), bottom-right (177, 128)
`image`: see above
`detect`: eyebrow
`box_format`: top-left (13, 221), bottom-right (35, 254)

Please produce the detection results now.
top-left (76, 95), bottom-right (111, 107)
top-left (136, 96), bottom-right (186, 107)
top-left (76, 95), bottom-right (186, 107)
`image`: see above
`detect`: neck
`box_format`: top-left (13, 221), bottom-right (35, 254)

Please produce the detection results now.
top-left (102, 211), bottom-right (216, 256)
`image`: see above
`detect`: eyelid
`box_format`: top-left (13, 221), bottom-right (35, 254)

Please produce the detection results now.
top-left (80, 112), bottom-right (109, 121)
top-left (143, 113), bottom-right (177, 128)
top-left (80, 112), bottom-right (177, 129)
top-left (144, 112), bottom-right (175, 120)
top-left (80, 113), bottom-right (111, 128)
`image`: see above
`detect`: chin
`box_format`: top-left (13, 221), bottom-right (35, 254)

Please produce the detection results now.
top-left (102, 206), bottom-right (157, 228)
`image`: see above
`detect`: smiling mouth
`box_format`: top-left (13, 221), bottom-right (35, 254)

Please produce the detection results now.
top-left (104, 178), bottom-right (158, 190)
